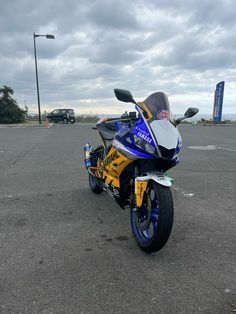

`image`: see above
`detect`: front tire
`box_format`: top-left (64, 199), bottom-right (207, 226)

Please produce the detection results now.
top-left (89, 173), bottom-right (103, 194)
top-left (130, 181), bottom-right (174, 253)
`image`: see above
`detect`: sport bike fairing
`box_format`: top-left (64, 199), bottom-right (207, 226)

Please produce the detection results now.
top-left (94, 92), bottom-right (182, 204)
top-left (149, 119), bottom-right (180, 150)
top-left (129, 92), bottom-right (182, 159)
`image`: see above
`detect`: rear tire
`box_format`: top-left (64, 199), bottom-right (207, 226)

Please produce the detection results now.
top-left (89, 173), bottom-right (103, 194)
top-left (130, 181), bottom-right (174, 253)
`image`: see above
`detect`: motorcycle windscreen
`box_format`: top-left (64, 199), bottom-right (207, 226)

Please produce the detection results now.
top-left (140, 92), bottom-right (172, 122)
top-left (140, 92), bottom-right (179, 150)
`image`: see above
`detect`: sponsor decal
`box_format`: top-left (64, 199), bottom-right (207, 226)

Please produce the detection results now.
top-left (135, 179), bottom-right (148, 207)
top-left (113, 159), bottom-right (126, 168)
top-left (104, 184), bottom-right (120, 199)
top-left (135, 126), bottom-right (149, 136)
top-left (157, 176), bottom-right (166, 181)
top-left (119, 122), bottom-right (130, 131)
top-left (126, 136), bottom-right (132, 144)
top-left (137, 182), bottom-right (144, 198)
top-left (137, 131), bottom-right (152, 144)
top-left (103, 150), bottom-right (118, 167)
top-left (157, 110), bottom-right (169, 120)
top-left (134, 126), bottom-right (153, 144)
top-left (156, 176), bottom-right (172, 186)
top-left (112, 188), bottom-right (119, 196)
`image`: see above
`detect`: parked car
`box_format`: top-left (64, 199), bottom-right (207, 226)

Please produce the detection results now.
top-left (47, 109), bottom-right (76, 124)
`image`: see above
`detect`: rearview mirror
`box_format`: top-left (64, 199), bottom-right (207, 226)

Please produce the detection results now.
top-left (184, 107), bottom-right (199, 118)
top-left (175, 107), bottom-right (199, 125)
top-left (114, 89), bottom-right (136, 104)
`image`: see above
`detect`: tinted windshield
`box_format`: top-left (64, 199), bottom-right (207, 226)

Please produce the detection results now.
top-left (141, 92), bottom-right (171, 121)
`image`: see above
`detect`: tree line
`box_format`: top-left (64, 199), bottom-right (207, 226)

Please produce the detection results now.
top-left (0, 86), bottom-right (26, 123)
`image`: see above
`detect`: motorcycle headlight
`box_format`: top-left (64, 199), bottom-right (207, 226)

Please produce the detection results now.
top-left (134, 135), bottom-right (156, 154)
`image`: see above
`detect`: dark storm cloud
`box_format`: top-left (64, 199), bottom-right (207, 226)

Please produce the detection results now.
top-left (0, 0), bottom-right (236, 114)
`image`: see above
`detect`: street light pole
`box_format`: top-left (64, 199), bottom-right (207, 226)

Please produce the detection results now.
top-left (33, 32), bottom-right (41, 124)
top-left (33, 33), bottom-right (55, 124)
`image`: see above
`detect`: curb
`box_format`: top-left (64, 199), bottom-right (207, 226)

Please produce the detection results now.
top-left (0, 123), bottom-right (53, 128)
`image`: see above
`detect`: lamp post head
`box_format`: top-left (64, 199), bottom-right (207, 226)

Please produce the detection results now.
top-left (46, 34), bottom-right (55, 39)
top-left (33, 33), bottom-right (55, 39)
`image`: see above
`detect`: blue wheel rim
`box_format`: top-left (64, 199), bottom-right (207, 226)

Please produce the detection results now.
top-left (131, 186), bottom-right (159, 244)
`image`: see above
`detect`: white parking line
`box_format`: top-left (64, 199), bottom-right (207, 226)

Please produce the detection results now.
top-left (188, 145), bottom-right (216, 150)
top-left (223, 148), bottom-right (236, 152)
top-left (172, 185), bottom-right (195, 198)
top-left (188, 145), bottom-right (236, 152)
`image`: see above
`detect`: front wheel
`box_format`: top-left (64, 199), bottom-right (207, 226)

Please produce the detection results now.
top-left (130, 181), bottom-right (174, 253)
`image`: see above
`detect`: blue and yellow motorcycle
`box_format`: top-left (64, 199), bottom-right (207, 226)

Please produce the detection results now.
top-left (84, 89), bottom-right (198, 253)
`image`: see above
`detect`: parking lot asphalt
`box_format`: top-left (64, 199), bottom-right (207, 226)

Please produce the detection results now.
top-left (0, 123), bottom-right (235, 314)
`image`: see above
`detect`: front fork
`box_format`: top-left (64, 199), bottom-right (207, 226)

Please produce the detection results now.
top-left (135, 171), bottom-right (173, 208)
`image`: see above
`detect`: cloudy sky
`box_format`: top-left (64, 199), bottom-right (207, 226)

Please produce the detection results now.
top-left (1, 0), bottom-right (236, 115)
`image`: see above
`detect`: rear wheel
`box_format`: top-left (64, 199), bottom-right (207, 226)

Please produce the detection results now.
top-left (130, 180), bottom-right (174, 253)
top-left (89, 173), bottom-right (103, 194)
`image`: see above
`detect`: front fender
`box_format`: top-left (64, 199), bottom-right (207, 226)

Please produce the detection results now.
top-left (146, 172), bottom-right (173, 187)
top-left (135, 172), bottom-right (173, 207)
